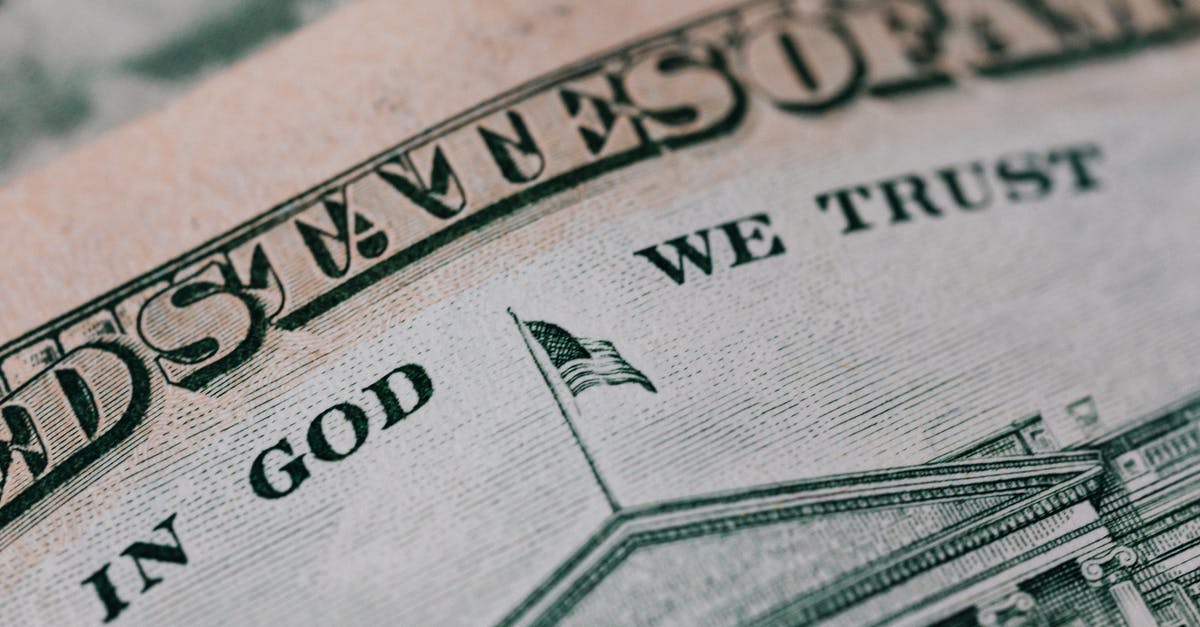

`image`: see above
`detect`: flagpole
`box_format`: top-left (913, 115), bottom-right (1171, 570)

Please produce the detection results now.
top-left (508, 308), bottom-right (620, 513)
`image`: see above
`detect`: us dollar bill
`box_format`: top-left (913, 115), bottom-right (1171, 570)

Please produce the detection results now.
top-left (2, 0), bottom-right (1200, 625)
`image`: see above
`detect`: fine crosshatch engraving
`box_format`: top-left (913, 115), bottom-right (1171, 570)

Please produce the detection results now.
top-left (497, 396), bottom-right (1200, 625)
top-left (3, 0), bottom-right (1200, 624)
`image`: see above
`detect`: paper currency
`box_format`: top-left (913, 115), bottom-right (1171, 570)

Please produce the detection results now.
top-left (2, 0), bottom-right (1200, 624)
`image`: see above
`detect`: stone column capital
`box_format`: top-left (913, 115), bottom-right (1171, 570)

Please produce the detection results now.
top-left (1079, 545), bottom-right (1139, 588)
top-left (978, 590), bottom-right (1038, 626)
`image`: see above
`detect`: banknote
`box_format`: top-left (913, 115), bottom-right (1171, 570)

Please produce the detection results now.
top-left (2, 0), bottom-right (1200, 625)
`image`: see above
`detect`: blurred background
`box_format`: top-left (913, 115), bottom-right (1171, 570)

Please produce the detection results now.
top-left (0, 0), bottom-right (351, 184)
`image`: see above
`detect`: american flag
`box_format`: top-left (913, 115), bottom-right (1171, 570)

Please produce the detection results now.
top-left (523, 320), bottom-right (656, 396)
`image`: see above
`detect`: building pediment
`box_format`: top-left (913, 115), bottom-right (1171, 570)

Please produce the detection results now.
top-left (503, 453), bottom-right (1105, 626)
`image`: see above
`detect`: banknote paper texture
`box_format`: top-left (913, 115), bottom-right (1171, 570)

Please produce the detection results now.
top-left (3, 0), bottom-right (1200, 625)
